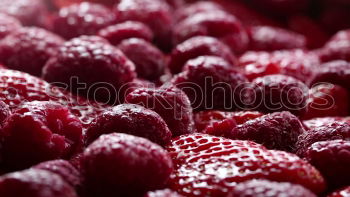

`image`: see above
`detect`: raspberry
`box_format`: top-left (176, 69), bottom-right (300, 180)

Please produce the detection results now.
top-left (174, 1), bottom-right (224, 22)
top-left (0, 27), bottom-right (64, 77)
top-left (296, 121), bottom-right (350, 157)
top-left (86, 104), bottom-right (172, 146)
top-left (309, 60), bottom-right (350, 89)
top-left (168, 36), bottom-right (237, 74)
top-left (118, 38), bottom-right (166, 81)
top-left (319, 30), bottom-right (350, 62)
top-left (125, 85), bottom-right (195, 136)
top-left (164, 0), bottom-right (185, 10)
top-left (303, 117), bottom-right (350, 130)
top-left (81, 133), bottom-right (173, 197)
top-left (0, 101), bottom-right (83, 171)
top-left (42, 36), bottom-right (136, 104)
top-left (173, 11), bottom-right (249, 54)
top-left (329, 187), bottom-right (350, 197)
top-left (228, 180), bottom-right (316, 197)
top-left (0, 0), bottom-right (47, 26)
top-left (230, 111), bottom-right (305, 151)
top-left (32, 160), bottom-right (81, 188)
top-left (0, 169), bottom-right (78, 197)
top-left (250, 74), bottom-right (309, 115)
top-left (305, 139), bottom-right (350, 189)
top-left (167, 134), bottom-right (325, 196)
top-left (247, 26), bottom-right (307, 51)
top-left (171, 56), bottom-right (249, 111)
top-left (0, 14), bottom-right (21, 40)
top-left (203, 118), bottom-right (237, 137)
top-left (0, 101), bottom-right (10, 126)
top-left (113, 0), bottom-right (173, 51)
top-left (144, 189), bottom-right (183, 197)
top-left (250, 0), bottom-right (310, 15)
top-left (302, 84), bottom-right (350, 120)
top-left (98, 21), bottom-right (154, 46)
top-left (53, 2), bottom-right (116, 39)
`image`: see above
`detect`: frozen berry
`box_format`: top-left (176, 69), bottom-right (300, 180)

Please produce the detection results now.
top-left (173, 11), bottom-right (249, 54)
top-left (203, 118), bottom-right (237, 137)
top-left (125, 85), bottom-right (195, 136)
top-left (230, 111), bottom-right (305, 151)
top-left (86, 104), bottom-right (172, 146)
top-left (118, 38), bottom-right (166, 81)
top-left (0, 169), bottom-right (78, 197)
top-left (250, 0), bottom-right (310, 15)
top-left (247, 26), bottom-right (307, 51)
top-left (0, 27), bottom-right (64, 77)
top-left (113, 0), bottom-right (173, 51)
top-left (329, 187), bottom-right (350, 197)
top-left (228, 180), bottom-right (316, 197)
top-left (174, 1), bottom-right (224, 22)
top-left (303, 117), bottom-right (350, 130)
top-left (42, 36), bottom-right (136, 104)
top-left (231, 111), bottom-right (264, 124)
top-left (302, 84), bottom-right (349, 120)
top-left (0, 101), bottom-right (83, 171)
top-left (250, 74), bottom-right (309, 115)
top-left (0, 101), bottom-right (10, 126)
top-left (144, 189), bottom-right (183, 197)
top-left (53, 2), bottom-right (116, 39)
top-left (296, 121), bottom-right (350, 157)
top-left (0, 14), bottom-right (21, 40)
top-left (305, 139), bottom-right (350, 189)
top-left (194, 110), bottom-right (235, 132)
top-left (32, 160), bottom-right (80, 188)
top-left (309, 60), bottom-right (350, 89)
top-left (98, 21), bottom-right (154, 46)
top-left (164, 0), bottom-right (185, 10)
top-left (168, 36), bottom-right (237, 74)
top-left (81, 133), bottom-right (173, 197)
top-left (319, 29), bottom-right (350, 62)
top-left (171, 56), bottom-right (249, 111)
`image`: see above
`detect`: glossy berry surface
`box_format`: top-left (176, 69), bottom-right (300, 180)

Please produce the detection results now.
top-left (144, 189), bottom-right (184, 197)
top-left (81, 133), bottom-right (173, 197)
top-left (0, 27), bottom-right (64, 77)
top-left (0, 101), bottom-right (11, 126)
top-left (329, 187), bottom-right (350, 197)
top-left (0, 14), bottom-right (22, 40)
top-left (174, 1), bottom-right (224, 22)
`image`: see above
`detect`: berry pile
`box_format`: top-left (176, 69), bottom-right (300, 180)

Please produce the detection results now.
top-left (0, 0), bottom-right (350, 197)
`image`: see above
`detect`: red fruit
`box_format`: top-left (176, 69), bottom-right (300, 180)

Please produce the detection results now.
top-left (203, 118), bottom-right (237, 137)
top-left (319, 30), bottom-right (350, 62)
top-left (81, 133), bottom-right (173, 197)
top-left (174, 1), bottom-right (224, 22)
top-left (118, 38), bottom-right (166, 81)
top-left (53, 2), bottom-right (116, 39)
top-left (167, 134), bottom-right (325, 196)
top-left (0, 169), bottom-right (78, 197)
top-left (329, 187), bottom-right (350, 197)
top-left (86, 104), bottom-right (172, 146)
top-left (169, 36), bottom-right (237, 74)
top-left (42, 36), bottom-right (136, 104)
top-left (0, 0), bottom-right (47, 26)
top-left (32, 160), bottom-right (80, 188)
top-left (0, 101), bottom-right (83, 171)
top-left (171, 56), bottom-right (249, 111)
top-left (305, 139), bottom-right (350, 189)
top-left (302, 84), bottom-right (349, 120)
top-left (164, 0), bottom-right (185, 10)
top-left (250, 74), bottom-right (309, 115)
top-left (303, 117), bottom-right (350, 130)
top-left (145, 189), bottom-right (184, 197)
top-left (250, 0), bottom-right (310, 15)
top-left (0, 101), bottom-right (10, 126)
top-left (173, 11), bottom-right (249, 54)
top-left (113, 0), bottom-right (173, 51)
top-left (247, 26), bottom-right (307, 51)
top-left (98, 21), bottom-right (154, 46)
top-left (296, 121), bottom-right (350, 157)
top-left (0, 27), bottom-right (64, 77)
top-left (0, 14), bottom-right (21, 40)
top-left (228, 180), bottom-right (316, 197)
top-left (125, 85), bottom-right (195, 136)
top-left (230, 111), bottom-right (305, 151)
top-left (194, 110), bottom-right (235, 132)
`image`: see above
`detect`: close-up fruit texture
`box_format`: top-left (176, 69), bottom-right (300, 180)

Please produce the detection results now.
top-left (0, 0), bottom-right (350, 196)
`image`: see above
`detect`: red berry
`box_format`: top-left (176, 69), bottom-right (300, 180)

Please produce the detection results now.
top-left (144, 189), bottom-right (184, 197)
top-left (171, 56), bottom-right (249, 111)
top-left (173, 11), bottom-right (249, 54)
top-left (230, 111), bottom-right (305, 151)
top-left (98, 21), bottom-right (154, 46)
top-left (0, 14), bottom-right (22, 40)
top-left (169, 36), bottom-right (237, 74)
top-left (247, 26), bottom-right (307, 51)
top-left (53, 2), bottom-right (116, 39)
top-left (194, 110), bottom-right (235, 132)
top-left (203, 118), bottom-right (237, 137)
top-left (118, 38), bottom-right (166, 81)
top-left (228, 180), bottom-right (316, 197)
top-left (125, 85), bottom-right (195, 136)
top-left (167, 134), bottom-right (325, 196)
top-left (329, 187), bottom-right (350, 197)
top-left (0, 27), bottom-right (64, 77)
top-left (0, 101), bottom-right (10, 127)
top-left (296, 121), bottom-right (350, 157)
top-left (42, 36), bottom-right (136, 104)
top-left (81, 133), bottom-right (173, 197)
top-left (174, 1), bottom-right (224, 22)
top-left (302, 84), bottom-right (350, 120)
top-left (303, 117), bottom-right (350, 130)
top-left (0, 101), bottom-right (83, 171)
top-left (305, 139), bottom-right (350, 189)
top-left (86, 104), bottom-right (172, 146)
top-left (231, 111), bottom-right (264, 124)
top-left (319, 30), bottom-right (350, 62)
top-left (0, 169), bottom-right (78, 197)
